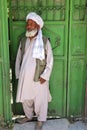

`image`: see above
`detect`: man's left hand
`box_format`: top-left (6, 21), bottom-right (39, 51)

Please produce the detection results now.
top-left (39, 77), bottom-right (46, 84)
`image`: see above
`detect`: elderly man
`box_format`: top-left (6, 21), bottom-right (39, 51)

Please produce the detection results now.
top-left (15, 12), bottom-right (53, 130)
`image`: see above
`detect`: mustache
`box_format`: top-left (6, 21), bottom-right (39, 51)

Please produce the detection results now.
top-left (27, 29), bottom-right (33, 32)
top-left (27, 29), bottom-right (36, 32)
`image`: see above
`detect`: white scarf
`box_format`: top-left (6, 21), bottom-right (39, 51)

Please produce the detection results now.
top-left (32, 29), bottom-right (45, 60)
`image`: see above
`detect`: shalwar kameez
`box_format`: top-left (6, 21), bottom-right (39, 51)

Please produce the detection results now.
top-left (15, 12), bottom-right (53, 122)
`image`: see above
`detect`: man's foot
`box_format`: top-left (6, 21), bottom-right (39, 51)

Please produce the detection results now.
top-left (35, 121), bottom-right (43, 130)
top-left (16, 117), bottom-right (32, 124)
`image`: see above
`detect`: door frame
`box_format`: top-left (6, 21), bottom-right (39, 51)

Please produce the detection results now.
top-left (0, 0), bottom-right (11, 122)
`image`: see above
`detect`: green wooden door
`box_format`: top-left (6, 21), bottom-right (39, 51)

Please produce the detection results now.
top-left (67, 0), bottom-right (87, 117)
top-left (9, 0), bottom-right (87, 118)
top-left (0, 0), bottom-right (11, 121)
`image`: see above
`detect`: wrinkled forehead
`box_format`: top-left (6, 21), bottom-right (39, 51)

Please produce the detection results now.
top-left (27, 19), bottom-right (38, 26)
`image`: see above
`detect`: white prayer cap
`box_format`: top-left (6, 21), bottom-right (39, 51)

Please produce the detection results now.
top-left (26, 12), bottom-right (44, 29)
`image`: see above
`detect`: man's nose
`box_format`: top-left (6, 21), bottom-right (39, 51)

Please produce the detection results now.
top-left (26, 25), bottom-right (31, 31)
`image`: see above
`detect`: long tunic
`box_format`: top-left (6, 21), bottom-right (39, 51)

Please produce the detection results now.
top-left (15, 36), bottom-right (53, 103)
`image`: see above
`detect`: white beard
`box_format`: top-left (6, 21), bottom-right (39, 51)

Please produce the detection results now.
top-left (25, 29), bottom-right (37, 37)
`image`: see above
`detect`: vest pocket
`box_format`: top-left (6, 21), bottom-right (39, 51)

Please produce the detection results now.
top-left (34, 59), bottom-right (46, 82)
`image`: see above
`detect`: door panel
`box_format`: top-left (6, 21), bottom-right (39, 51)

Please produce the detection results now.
top-left (67, 0), bottom-right (87, 117)
top-left (43, 24), bottom-right (66, 56)
top-left (10, 22), bottom-right (68, 116)
top-left (49, 59), bottom-right (66, 116)
top-left (10, 0), bottom-right (69, 117)
top-left (69, 59), bottom-right (85, 115)
top-left (71, 24), bottom-right (86, 55)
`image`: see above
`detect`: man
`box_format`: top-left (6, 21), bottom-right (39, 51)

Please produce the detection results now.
top-left (15, 12), bottom-right (53, 130)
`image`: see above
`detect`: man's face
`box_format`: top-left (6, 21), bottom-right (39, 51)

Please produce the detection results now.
top-left (26, 19), bottom-right (39, 31)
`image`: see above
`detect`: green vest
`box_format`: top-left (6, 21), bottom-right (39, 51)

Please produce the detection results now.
top-left (20, 36), bottom-right (47, 82)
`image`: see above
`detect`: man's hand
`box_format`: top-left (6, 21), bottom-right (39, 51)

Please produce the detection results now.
top-left (39, 77), bottom-right (46, 84)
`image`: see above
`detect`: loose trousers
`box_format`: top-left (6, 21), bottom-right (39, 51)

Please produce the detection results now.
top-left (22, 90), bottom-right (48, 121)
